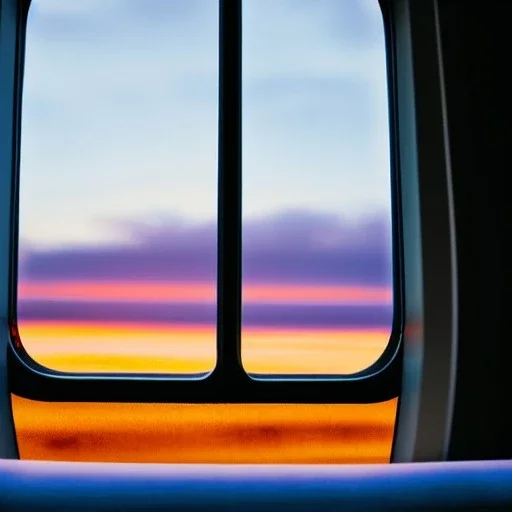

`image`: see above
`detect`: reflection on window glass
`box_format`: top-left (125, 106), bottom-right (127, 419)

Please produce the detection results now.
top-left (241, 0), bottom-right (393, 374)
top-left (17, 0), bottom-right (218, 373)
top-left (12, 395), bottom-right (398, 463)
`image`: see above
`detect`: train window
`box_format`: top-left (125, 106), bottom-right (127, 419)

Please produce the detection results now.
top-left (17, 0), bottom-right (219, 374)
top-left (241, 0), bottom-right (393, 375)
top-left (12, 0), bottom-right (398, 392)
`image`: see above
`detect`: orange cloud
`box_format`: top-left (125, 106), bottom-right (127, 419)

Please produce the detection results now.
top-left (18, 281), bottom-right (392, 305)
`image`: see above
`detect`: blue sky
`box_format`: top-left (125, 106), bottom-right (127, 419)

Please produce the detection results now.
top-left (20, 0), bottom-right (390, 250)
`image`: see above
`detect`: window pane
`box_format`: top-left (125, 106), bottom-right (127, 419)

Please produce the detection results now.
top-left (17, 0), bottom-right (218, 374)
top-left (242, 0), bottom-right (393, 374)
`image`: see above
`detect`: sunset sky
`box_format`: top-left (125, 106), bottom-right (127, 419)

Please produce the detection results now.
top-left (16, 0), bottom-right (392, 375)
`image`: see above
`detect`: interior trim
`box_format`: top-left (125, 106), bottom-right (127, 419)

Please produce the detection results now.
top-left (2, 460), bottom-right (512, 511)
top-left (391, 0), bottom-right (458, 462)
top-left (0, 0), bottom-right (24, 460)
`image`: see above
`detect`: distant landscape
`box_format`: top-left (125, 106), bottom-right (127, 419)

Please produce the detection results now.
top-left (16, 210), bottom-right (393, 374)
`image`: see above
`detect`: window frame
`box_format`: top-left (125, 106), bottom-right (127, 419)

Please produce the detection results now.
top-left (3, 0), bottom-right (403, 404)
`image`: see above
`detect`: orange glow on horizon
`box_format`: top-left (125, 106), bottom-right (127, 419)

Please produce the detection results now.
top-left (17, 321), bottom-right (390, 374)
top-left (18, 280), bottom-right (392, 305)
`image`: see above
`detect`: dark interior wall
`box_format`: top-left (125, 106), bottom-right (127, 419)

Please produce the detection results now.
top-left (437, 0), bottom-right (510, 460)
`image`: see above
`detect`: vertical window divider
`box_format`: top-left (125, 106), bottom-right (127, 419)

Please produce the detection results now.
top-left (215, 0), bottom-right (243, 381)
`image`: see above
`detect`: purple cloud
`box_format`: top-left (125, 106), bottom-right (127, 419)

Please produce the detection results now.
top-left (18, 300), bottom-right (392, 329)
top-left (19, 209), bottom-right (392, 286)
top-left (243, 210), bottom-right (391, 285)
